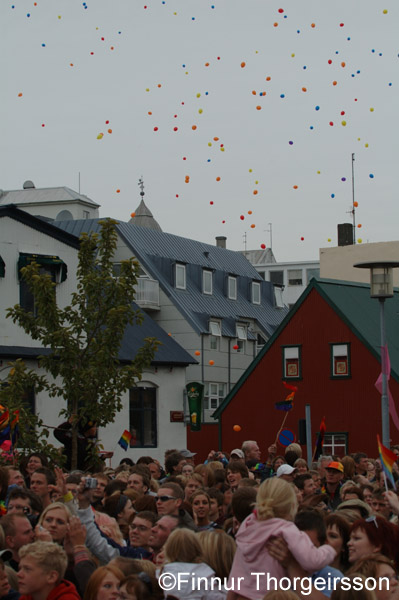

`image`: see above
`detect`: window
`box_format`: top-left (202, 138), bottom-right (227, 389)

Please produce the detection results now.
top-left (331, 343), bottom-right (350, 377)
top-left (129, 387), bottom-right (157, 447)
top-left (252, 281), bottom-right (261, 304)
top-left (283, 346), bottom-right (301, 379)
top-left (210, 335), bottom-right (219, 350)
top-left (236, 324), bottom-right (247, 340)
top-left (228, 276), bottom-right (237, 300)
top-left (203, 270), bottom-right (213, 295)
top-left (270, 270), bottom-right (284, 286)
top-left (258, 271), bottom-right (265, 280)
top-left (18, 254), bottom-right (67, 314)
top-left (274, 286), bottom-right (284, 308)
top-left (203, 382), bottom-right (225, 420)
top-left (83, 210), bottom-right (90, 219)
top-left (175, 264), bottom-right (186, 290)
top-left (323, 433), bottom-right (348, 457)
top-left (256, 333), bottom-right (266, 354)
top-left (235, 339), bottom-right (245, 353)
top-left (306, 268), bottom-right (320, 284)
top-left (209, 320), bottom-right (221, 336)
top-left (288, 269), bottom-right (303, 286)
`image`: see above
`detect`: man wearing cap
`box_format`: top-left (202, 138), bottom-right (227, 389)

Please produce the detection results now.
top-left (322, 461), bottom-right (344, 511)
top-left (180, 449), bottom-right (196, 465)
top-left (230, 449), bottom-right (245, 463)
top-left (276, 464), bottom-right (297, 482)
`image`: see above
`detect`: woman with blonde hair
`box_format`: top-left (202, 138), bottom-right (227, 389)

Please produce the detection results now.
top-left (197, 529), bottom-right (236, 581)
top-left (227, 477), bottom-right (336, 600)
top-left (37, 502), bottom-right (72, 545)
top-left (161, 528), bottom-right (222, 600)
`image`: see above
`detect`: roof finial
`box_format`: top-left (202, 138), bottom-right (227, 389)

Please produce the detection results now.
top-left (138, 176), bottom-right (145, 197)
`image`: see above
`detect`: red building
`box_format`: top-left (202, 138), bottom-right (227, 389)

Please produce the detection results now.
top-left (187, 278), bottom-right (399, 462)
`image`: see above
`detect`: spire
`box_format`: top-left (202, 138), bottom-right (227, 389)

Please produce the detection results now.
top-left (129, 177), bottom-right (162, 231)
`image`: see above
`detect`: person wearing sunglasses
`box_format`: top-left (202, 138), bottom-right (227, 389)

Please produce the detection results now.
top-left (155, 483), bottom-right (197, 530)
top-left (347, 516), bottom-right (398, 566)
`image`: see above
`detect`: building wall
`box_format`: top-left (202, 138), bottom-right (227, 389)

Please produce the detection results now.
top-left (209, 288), bottom-right (399, 459)
top-left (0, 217), bottom-right (79, 347)
top-left (245, 256), bottom-right (320, 308)
top-left (320, 241), bottom-right (399, 286)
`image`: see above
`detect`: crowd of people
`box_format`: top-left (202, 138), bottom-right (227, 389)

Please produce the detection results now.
top-left (0, 435), bottom-right (399, 600)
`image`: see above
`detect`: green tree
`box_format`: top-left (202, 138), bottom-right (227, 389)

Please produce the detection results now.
top-left (5, 219), bottom-right (159, 469)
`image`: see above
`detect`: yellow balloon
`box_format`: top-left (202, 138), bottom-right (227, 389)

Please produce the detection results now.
top-left (357, 238), bottom-right (362, 243)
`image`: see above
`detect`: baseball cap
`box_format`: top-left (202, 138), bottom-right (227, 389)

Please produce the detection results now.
top-left (276, 464), bottom-right (297, 477)
top-left (230, 449), bottom-right (245, 459)
top-left (180, 449), bottom-right (197, 458)
top-left (326, 461), bottom-right (344, 473)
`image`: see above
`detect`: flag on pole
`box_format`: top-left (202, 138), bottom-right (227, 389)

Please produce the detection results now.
top-left (313, 417), bottom-right (326, 461)
top-left (377, 434), bottom-right (396, 488)
top-left (375, 345), bottom-right (399, 432)
top-left (118, 430), bottom-right (132, 451)
top-left (275, 382), bottom-right (298, 411)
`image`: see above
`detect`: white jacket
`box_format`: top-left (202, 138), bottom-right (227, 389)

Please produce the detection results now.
top-left (159, 562), bottom-right (227, 600)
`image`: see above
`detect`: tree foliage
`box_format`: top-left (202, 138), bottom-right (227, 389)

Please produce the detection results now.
top-left (5, 219), bottom-right (159, 468)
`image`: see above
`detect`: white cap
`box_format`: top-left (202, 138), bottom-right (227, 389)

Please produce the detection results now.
top-left (276, 464), bottom-right (297, 477)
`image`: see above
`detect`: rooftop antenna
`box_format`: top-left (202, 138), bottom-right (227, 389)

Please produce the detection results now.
top-left (243, 231), bottom-right (247, 252)
top-left (351, 153), bottom-right (356, 244)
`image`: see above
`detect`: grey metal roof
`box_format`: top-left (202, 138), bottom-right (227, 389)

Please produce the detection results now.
top-left (54, 218), bottom-right (288, 338)
top-left (120, 303), bottom-right (197, 365)
top-left (0, 305), bottom-right (196, 367)
top-left (129, 199), bottom-right (162, 231)
top-left (0, 186), bottom-right (99, 207)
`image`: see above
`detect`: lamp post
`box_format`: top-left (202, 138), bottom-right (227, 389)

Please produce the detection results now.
top-left (354, 261), bottom-right (399, 447)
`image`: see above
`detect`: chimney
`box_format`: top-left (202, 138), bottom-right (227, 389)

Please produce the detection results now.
top-left (337, 223), bottom-right (353, 247)
top-left (216, 236), bottom-right (227, 249)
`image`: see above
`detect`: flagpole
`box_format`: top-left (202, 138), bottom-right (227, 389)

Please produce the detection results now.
top-left (274, 411), bottom-right (290, 446)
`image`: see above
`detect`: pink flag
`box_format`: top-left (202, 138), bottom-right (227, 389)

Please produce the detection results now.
top-left (375, 345), bottom-right (399, 431)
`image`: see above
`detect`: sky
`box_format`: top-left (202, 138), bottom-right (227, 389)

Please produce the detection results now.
top-left (1, 0), bottom-right (398, 262)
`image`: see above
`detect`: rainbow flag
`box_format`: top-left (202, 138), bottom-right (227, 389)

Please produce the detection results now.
top-left (118, 429), bottom-right (132, 451)
top-left (377, 434), bottom-right (397, 488)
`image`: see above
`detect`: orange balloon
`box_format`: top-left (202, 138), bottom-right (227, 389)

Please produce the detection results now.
top-left (233, 425), bottom-right (242, 432)
top-left (241, 62), bottom-right (246, 68)
top-left (194, 350), bottom-right (201, 356)
top-left (209, 360), bottom-right (214, 366)
top-left (256, 105), bottom-right (262, 110)
top-left (130, 212), bottom-right (136, 218)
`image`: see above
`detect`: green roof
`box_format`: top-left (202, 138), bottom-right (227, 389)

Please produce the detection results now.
top-left (213, 277), bottom-right (399, 418)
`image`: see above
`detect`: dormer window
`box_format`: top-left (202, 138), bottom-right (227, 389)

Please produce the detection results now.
top-left (209, 320), bottom-right (221, 336)
top-left (252, 281), bottom-right (261, 304)
top-left (175, 263), bottom-right (186, 290)
top-left (228, 276), bottom-right (237, 300)
top-left (203, 270), bottom-right (213, 295)
top-left (236, 324), bottom-right (247, 340)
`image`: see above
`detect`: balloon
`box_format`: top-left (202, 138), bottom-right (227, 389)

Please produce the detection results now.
top-left (256, 105), bottom-right (262, 110)
top-left (253, 190), bottom-right (258, 195)
top-left (130, 212), bottom-right (136, 218)
top-left (195, 351), bottom-right (201, 356)
top-left (216, 176), bottom-right (221, 181)
top-left (357, 224), bottom-right (362, 228)
top-left (328, 238), bottom-right (331, 242)
top-left (301, 237), bottom-right (304, 241)
top-left (369, 174), bottom-right (374, 178)
top-left (261, 244), bottom-right (266, 249)
top-left (354, 201), bottom-right (359, 207)
top-left (250, 224), bottom-right (255, 228)
top-left (341, 121), bottom-right (346, 126)
top-left (293, 185), bottom-right (298, 189)
top-left (248, 210), bottom-right (252, 215)
top-left (116, 189), bottom-right (120, 193)
top-left (97, 133), bottom-right (104, 139)
top-left (153, 127), bottom-right (158, 131)
top-left (233, 345), bottom-right (239, 350)
top-left (302, 87), bottom-right (307, 92)
top-left (233, 425), bottom-right (241, 432)
top-left (18, 93), bottom-right (23, 97)
top-left (209, 360), bottom-right (214, 366)
top-left (192, 125), bottom-right (197, 130)
top-left (240, 215), bottom-right (245, 220)
top-left (241, 62), bottom-right (246, 68)
top-left (358, 239), bottom-right (362, 243)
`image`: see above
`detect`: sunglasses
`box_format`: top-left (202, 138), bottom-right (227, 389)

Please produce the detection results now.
top-left (156, 495), bottom-right (177, 502)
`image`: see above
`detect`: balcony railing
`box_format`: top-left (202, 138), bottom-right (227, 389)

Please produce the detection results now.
top-left (135, 278), bottom-right (160, 310)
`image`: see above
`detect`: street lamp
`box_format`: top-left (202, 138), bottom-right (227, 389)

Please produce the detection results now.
top-left (354, 261), bottom-right (399, 447)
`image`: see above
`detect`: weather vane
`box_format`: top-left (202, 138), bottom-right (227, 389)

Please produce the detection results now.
top-left (138, 176), bottom-right (145, 197)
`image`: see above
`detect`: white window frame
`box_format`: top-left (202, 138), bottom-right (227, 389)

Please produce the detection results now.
top-left (236, 324), bottom-right (247, 340)
top-left (323, 433), bottom-right (348, 457)
top-left (252, 281), bottom-right (261, 304)
top-left (228, 276), bottom-right (237, 300)
top-left (203, 382), bottom-right (226, 420)
top-left (210, 335), bottom-right (219, 350)
top-left (203, 270), bottom-right (213, 295)
top-left (331, 343), bottom-right (350, 377)
top-left (209, 320), bottom-right (221, 336)
top-left (283, 346), bottom-right (301, 378)
top-left (175, 264), bottom-right (186, 290)
top-left (274, 286), bottom-right (284, 308)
